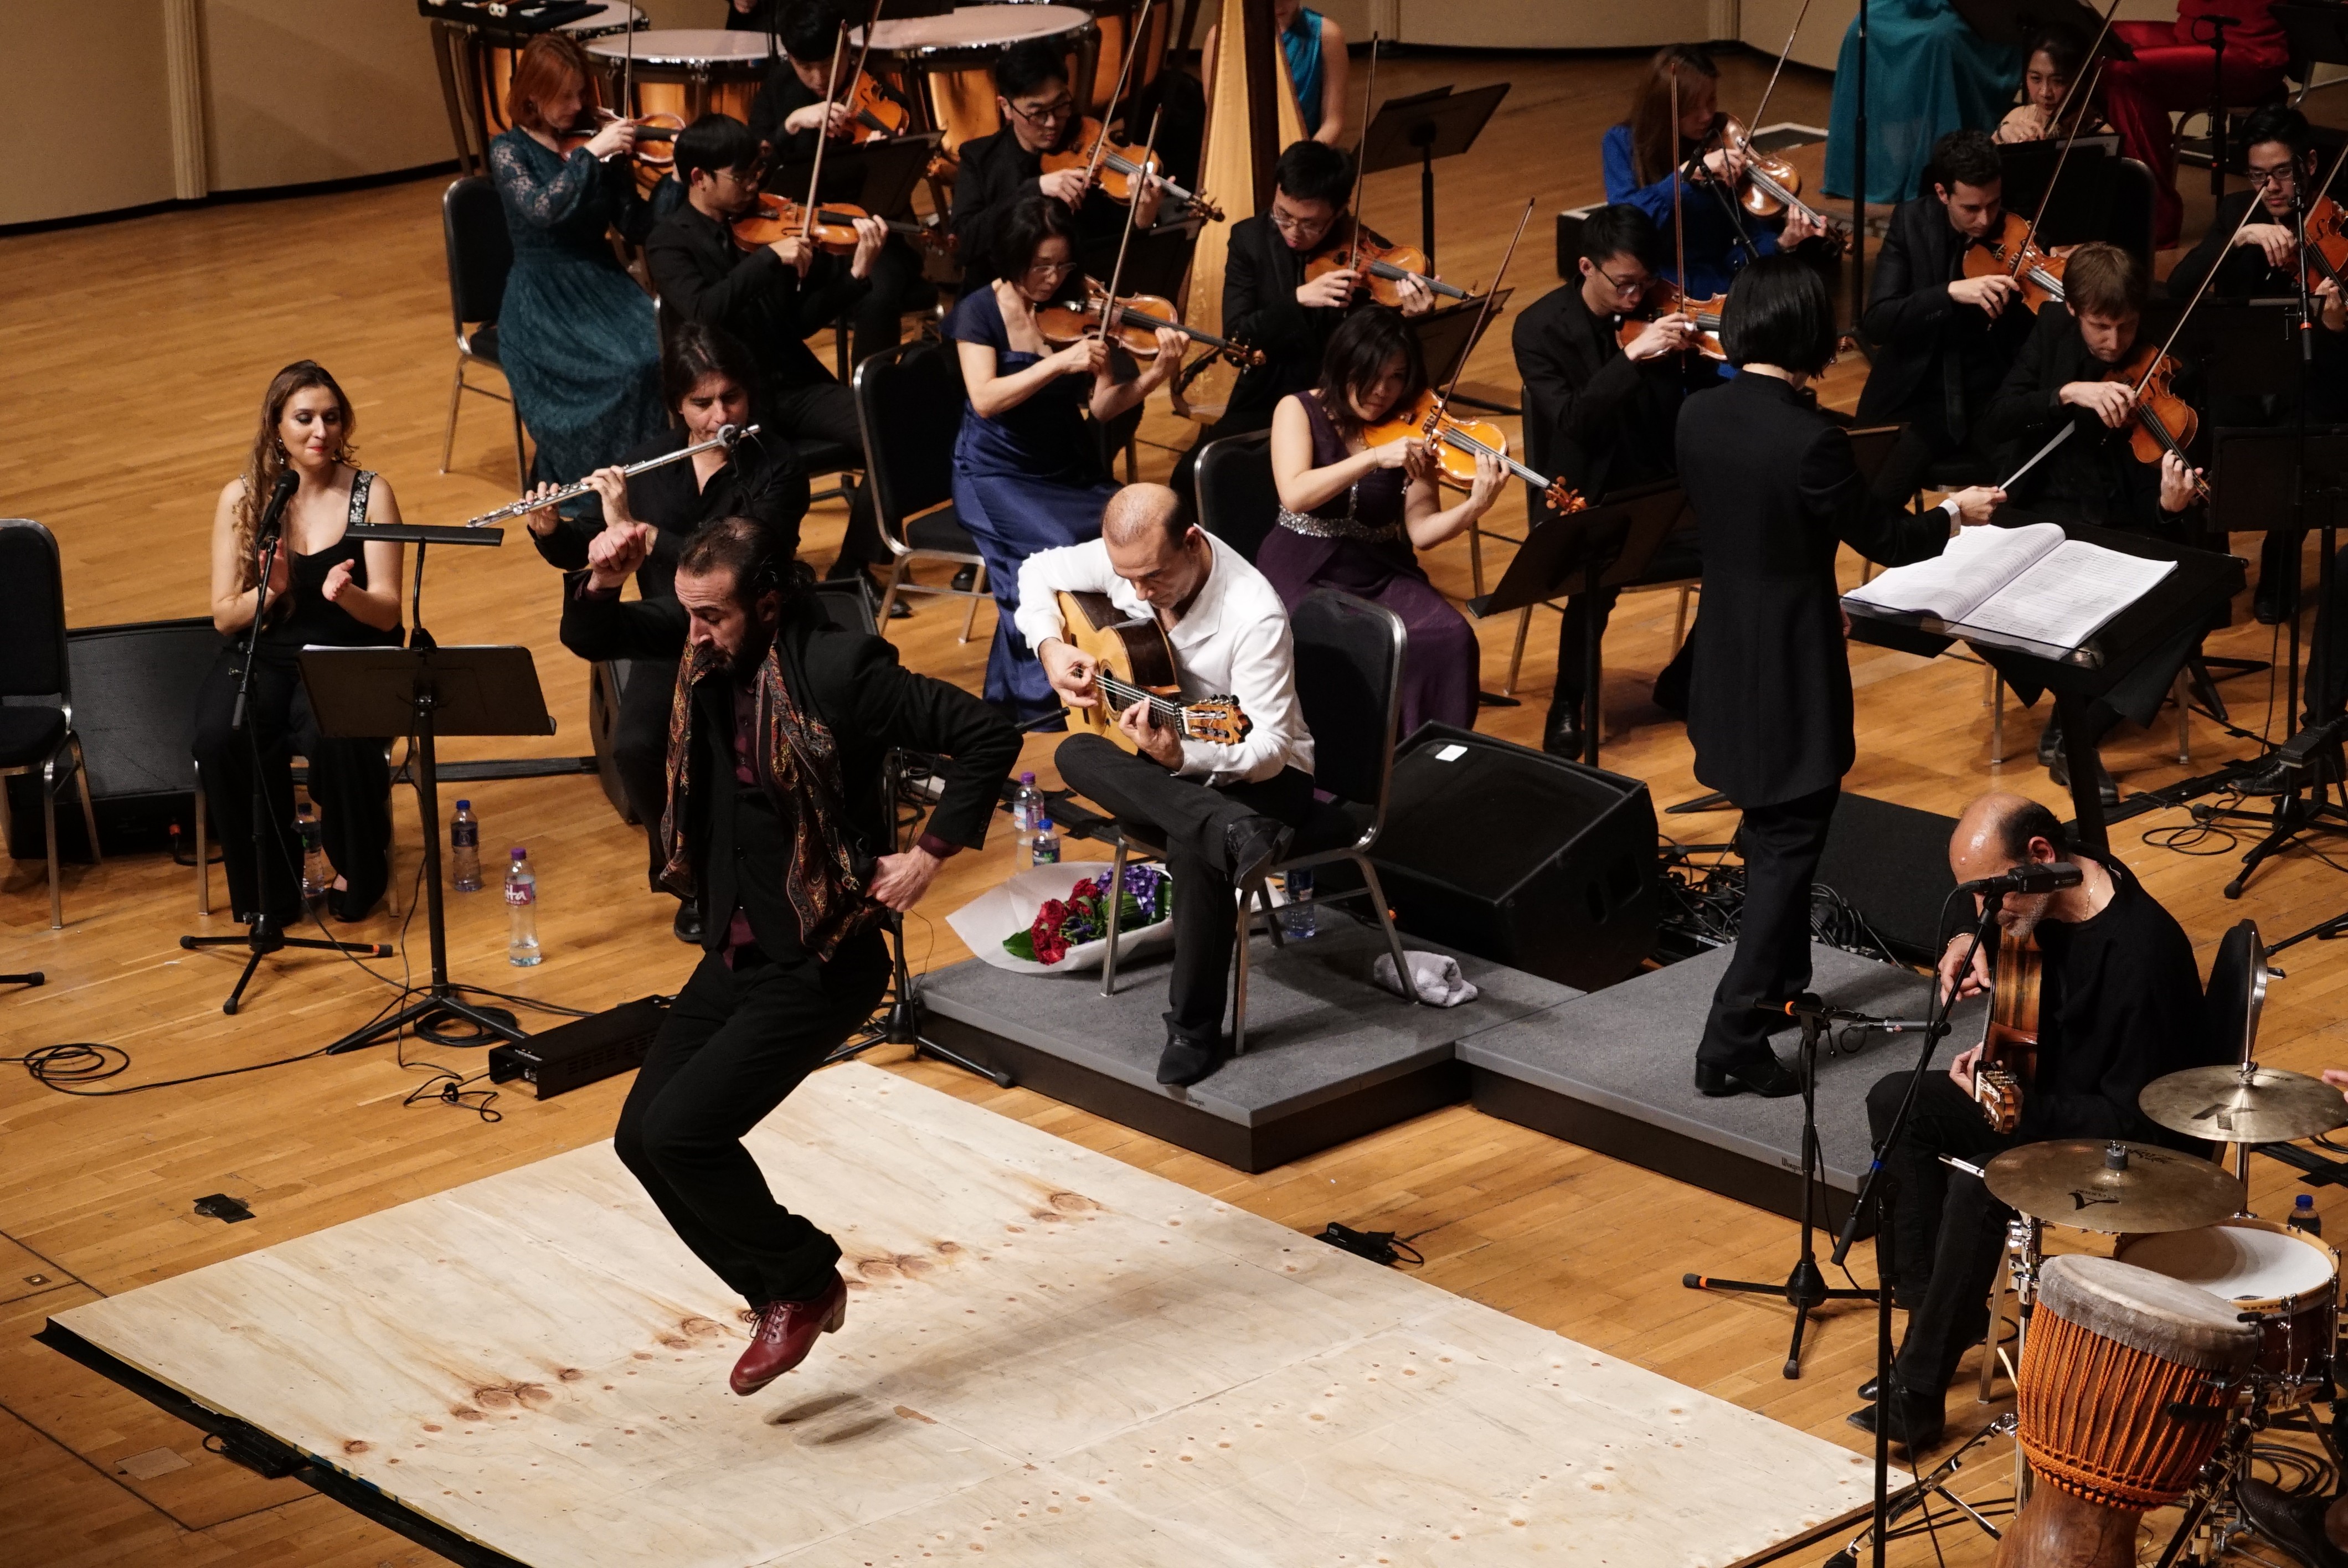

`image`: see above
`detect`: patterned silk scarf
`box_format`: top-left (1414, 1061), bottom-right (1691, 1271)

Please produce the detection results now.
top-left (656, 635), bottom-right (880, 961)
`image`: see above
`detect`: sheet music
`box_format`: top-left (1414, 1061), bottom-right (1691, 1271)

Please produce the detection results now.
top-left (1841, 522), bottom-right (2066, 625)
top-left (1959, 540), bottom-right (2176, 648)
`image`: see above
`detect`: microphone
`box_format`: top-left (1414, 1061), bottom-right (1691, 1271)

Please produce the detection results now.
top-left (1752, 995), bottom-right (1938, 1032)
top-left (1955, 861), bottom-right (2081, 898)
top-left (257, 468), bottom-right (299, 544)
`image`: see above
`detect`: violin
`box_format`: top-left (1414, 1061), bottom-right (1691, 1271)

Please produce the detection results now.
top-left (1302, 221), bottom-right (1473, 309)
top-left (1616, 280), bottom-right (1728, 361)
top-left (559, 110), bottom-right (684, 169)
top-left (844, 70), bottom-right (910, 142)
top-left (1964, 211), bottom-right (2069, 311)
top-left (1358, 389), bottom-right (1586, 515)
top-left (2301, 193), bottom-right (2348, 296)
top-left (1036, 281), bottom-right (1264, 368)
top-left (730, 192), bottom-right (952, 259)
top-left (1717, 115), bottom-right (1852, 253)
top-left (1038, 117), bottom-right (1224, 222)
top-left (1970, 927), bottom-right (2042, 1134)
top-left (2105, 339), bottom-right (2208, 503)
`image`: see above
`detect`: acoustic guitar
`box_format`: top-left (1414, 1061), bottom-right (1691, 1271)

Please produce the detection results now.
top-left (1971, 927), bottom-right (2043, 1135)
top-left (1054, 590), bottom-right (1252, 753)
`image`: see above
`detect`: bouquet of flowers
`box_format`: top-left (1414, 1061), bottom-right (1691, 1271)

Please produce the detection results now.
top-left (1003, 863), bottom-right (1173, 965)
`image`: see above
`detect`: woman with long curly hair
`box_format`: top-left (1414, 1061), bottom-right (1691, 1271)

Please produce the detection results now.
top-left (194, 360), bottom-right (404, 926)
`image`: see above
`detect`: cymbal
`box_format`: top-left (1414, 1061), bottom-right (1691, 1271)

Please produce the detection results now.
top-left (2139, 1065), bottom-right (2348, 1145)
top-left (1984, 1139), bottom-right (2243, 1234)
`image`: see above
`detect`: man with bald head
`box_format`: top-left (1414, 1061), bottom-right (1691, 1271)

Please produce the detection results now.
top-left (1851, 790), bottom-right (2215, 1452)
top-left (1016, 484), bottom-right (1315, 1086)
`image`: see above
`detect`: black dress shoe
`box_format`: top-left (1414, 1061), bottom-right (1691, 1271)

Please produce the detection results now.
top-left (1156, 1034), bottom-right (1222, 1086)
top-left (886, 596), bottom-right (913, 619)
top-left (1845, 1388), bottom-right (1946, 1451)
top-left (2047, 744), bottom-right (2120, 807)
top-left (2238, 1478), bottom-right (2348, 1567)
top-left (1693, 1053), bottom-right (1803, 1098)
top-left (2235, 757), bottom-right (2304, 797)
top-left (1542, 702), bottom-right (1585, 760)
top-left (673, 896), bottom-right (704, 945)
top-left (1223, 816), bottom-right (1293, 891)
top-left (951, 564), bottom-right (977, 592)
top-left (2254, 581), bottom-right (2290, 626)
top-left (1651, 666), bottom-right (1690, 719)
top-left (328, 885), bottom-right (382, 922)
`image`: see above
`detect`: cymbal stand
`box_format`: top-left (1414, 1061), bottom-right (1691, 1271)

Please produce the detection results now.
top-left (1821, 1414), bottom-right (2016, 1567)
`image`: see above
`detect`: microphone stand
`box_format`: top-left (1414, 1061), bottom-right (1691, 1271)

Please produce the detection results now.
top-left (181, 479), bottom-right (390, 1013)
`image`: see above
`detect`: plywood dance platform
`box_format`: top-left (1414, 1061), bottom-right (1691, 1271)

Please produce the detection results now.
top-left (44, 1064), bottom-right (1868, 1568)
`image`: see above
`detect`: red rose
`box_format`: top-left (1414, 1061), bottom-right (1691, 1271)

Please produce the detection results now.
top-left (1029, 899), bottom-right (1070, 964)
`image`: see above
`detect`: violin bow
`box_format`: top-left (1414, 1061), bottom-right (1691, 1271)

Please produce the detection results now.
top-left (1431, 198), bottom-right (1533, 422)
top-left (1344, 34), bottom-right (1378, 277)
top-left (1083, 0), bottom-right (1153, 196)
top-left (1746, 0), bottom-right (1816, 140)
top-left (1670, 68), bottom-right (1688, 295)
top-left (800, 23), bottom-right (852, 243)
top-left (2047, 0), bottom-right (2124, 141)
top-left (2014, 56), bottom-right (2105, 274)
top-left (1094, 106), bottom-right (1166, 347)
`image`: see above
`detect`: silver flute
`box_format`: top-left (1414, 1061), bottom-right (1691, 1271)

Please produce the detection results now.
top-left (459, 424), bottom-right (759, 528)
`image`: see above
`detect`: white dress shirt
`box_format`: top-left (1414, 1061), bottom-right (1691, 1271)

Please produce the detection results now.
top-left (1015, 533), bottom-right (1315, 787)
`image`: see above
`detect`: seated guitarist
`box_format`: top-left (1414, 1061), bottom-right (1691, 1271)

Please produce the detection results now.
top-left (1855, 791), bottom-right (2216, 1455)
top-left (1018, 484), bottom-right (1315, 1089)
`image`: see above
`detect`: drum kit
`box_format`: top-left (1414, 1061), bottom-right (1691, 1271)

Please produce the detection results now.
top-left (1957, 1059), bottom-right (2348, 1566)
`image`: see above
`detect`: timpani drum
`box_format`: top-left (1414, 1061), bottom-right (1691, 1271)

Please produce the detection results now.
top-left (588, 29), bottom-right (775, 128)
top-left (2116, 1216), bottom-right (2340, 1403)
top-left (854, 4), bottom-right (1095, 153)
top-left (1997, 1255), bottom-right (2258, 1568)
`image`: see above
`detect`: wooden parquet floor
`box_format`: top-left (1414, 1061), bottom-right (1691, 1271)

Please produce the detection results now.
top-left (3, 46), bottom-right (2344, 1568)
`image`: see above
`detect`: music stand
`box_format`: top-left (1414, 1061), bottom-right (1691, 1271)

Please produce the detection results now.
top-left (1469, 482), bottom-right (1691, 768)
top-left (1948, 0), bottom-right (2107, 47)
top-left (768, 131), bottom-right (940, 215)
top-left (1996, 140), bottom-right (2122, 249)
top-left (1405, 286), bottom-right (1512, 391)
top-left (296, 645), bottom-right (558, 1054)
top-left (1356, 82), bottom-right (1510, 270)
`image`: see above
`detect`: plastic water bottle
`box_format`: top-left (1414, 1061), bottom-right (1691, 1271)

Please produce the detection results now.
top-left (450, 800), bottom-right (482, 893)
top-left (1280, 867), bottom-right (1317, 938)
top-left (504, 848), bottom-right (540, 966)
top-left (2291, 1193), bottom-right (2323, 1238)
top-left (1012, 772), bottom-right (1044, 868)
top-left (1029, 818), bottom-right (1060, 866)
top-left (296, 804), bottom-right (331, 918)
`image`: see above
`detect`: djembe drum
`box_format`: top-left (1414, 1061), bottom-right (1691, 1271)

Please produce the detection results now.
top-left (1997, 1255), bottom-right (2259, 1567)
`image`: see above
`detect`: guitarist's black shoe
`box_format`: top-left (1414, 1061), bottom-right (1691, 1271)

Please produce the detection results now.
top-left (1157, 1034), bottom-right (1222, 1086)
top-left (1224, 816), bottom-right (1292, 891)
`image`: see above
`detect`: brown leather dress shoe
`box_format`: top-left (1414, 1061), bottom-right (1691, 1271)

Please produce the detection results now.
top-left (729, 1272), bottom-right (847, 1395)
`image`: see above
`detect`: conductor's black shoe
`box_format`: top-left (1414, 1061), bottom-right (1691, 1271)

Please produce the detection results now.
top-left (1845, 1388), bottom-right (1946, 1451)
top-left (2047, 744), bottom-right (2120, 807)
top-left (1542, 702), bottom-right (1585, 760)
top-left (1156, 1034), bottom-right (1222, 1087)
top-left (673, 896), bottom-right (704, 945)
top-left (2237, 1477), bottom-right (2348, 1567)
top-left (1694, 1053), bottom-right (1803, 1098)
top-left (1224, 816), bottom-right (1292, 891)
top-left (1651, 665), bottom-right (1690, 719)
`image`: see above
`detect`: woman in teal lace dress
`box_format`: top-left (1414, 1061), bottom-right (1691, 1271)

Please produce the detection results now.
top-left (487, 34), bottom-right (665, 488)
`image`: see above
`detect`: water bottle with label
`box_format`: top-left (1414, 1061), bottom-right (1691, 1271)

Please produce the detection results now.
top-left (1029, 818), bottom-right (1060, 866)
top-left (296, 803), bottom-right (331, 919)
top-left (2290, 1192), bottom-right (2323, 1238)
top-left (450, 800), bottom-right (482, 893)
top-left (1012, 771), bottom-right (1044, 869)
top-left (1279, 867), bottom-right (1317, 938)
top-left (504, 847), bottom-right (540, 966)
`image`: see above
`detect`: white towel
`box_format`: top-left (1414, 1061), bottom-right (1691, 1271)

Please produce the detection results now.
top-left (1374, 950), bottom-right (1478, 1007)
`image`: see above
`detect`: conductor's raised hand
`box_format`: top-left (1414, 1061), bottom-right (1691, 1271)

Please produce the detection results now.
top-left (867, 845), bottom-right (944, 912)
top-left (1038, 637), bottom-right (1099, 709)
top-left (1116, 695), bottom-right (1182, 768)
top-left (1947, 485), bottom-right (2006, 524)
top-left (586, 520), bottom-right (655, 589)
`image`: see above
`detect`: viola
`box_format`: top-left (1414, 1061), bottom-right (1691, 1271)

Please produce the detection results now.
top-left (1302, 221), bottom-right (1472, 310)
top-left (844, 70), bottom-right (910, 142)
top-left (730, 192), bottom-right (952, 259)
top-left (1039, 117), bottom-right (1224, 222)
top-left (1616, 280), bottom-right (1728, 361)
top-left (1035, 281), bottom-right (1264, 367)
top-left (1964, 212), bottom-right (2069, 311)
top-left (1358, 390), bottom-right (1585, 515)
top-left (1718, 116), bottom-right (1852, 254)
top-left (2106, 340), bottom-right (2210, 503)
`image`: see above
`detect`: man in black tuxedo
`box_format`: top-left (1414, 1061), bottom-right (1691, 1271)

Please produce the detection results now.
top-left (1680, 256), bottom-right (2002, 1097)
top-left (1513, 203), bottom-right (1706, 757)
top-left (560, 515), bottom-right (1019, 1397)
top-left (646, 114), bottom-right (892, 581)
top-left (1855, 128), bottom-right (2037, 507)
top-left (1172, 139), bottom-right (1432, 498)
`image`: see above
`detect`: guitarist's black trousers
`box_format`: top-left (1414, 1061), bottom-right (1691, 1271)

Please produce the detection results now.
top-left (1057, 734), bottom-right (1314, 1047)
top-left (1863, 1072), bottom-right (2020, 1397)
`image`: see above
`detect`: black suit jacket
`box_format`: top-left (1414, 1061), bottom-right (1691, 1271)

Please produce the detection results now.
top-left (1855, 194), bottom-right (2032, 431)
top-left (949, 128), bottom-right (1131, 292)
top-left (1679, 372), bottom-right (1951, 807)
top-left (645, 202), bottom-right (834, 395)
top-left (558, 587), bottom-right (1020, 958)
top-left (1978, 305), bottom-right (2197, 535)
top-left (2165, 188), bottom-right (2297, 303)
top-left (1511, 280), bottom-right (1689, 502)
top-left (1217, 213), bottom-right (1346, 431)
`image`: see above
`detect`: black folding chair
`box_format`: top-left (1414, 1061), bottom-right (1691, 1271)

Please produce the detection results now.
top-left (0, 520), bottom-right (102, 929)
top-left (852, 341), bottom-right (992, 636)
top-left (440, 176), bottom-right (529, 487)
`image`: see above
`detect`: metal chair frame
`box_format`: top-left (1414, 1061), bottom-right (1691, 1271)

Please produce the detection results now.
top-left (439, 177), bottom-right (529, 489)
top-left (0, 520), bottom-right (102, 929)
top-left (852, 343), bottom-right (992, 637)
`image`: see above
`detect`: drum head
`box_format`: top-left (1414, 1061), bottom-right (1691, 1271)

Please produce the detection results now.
top-left (2118, 1221), bottom-right (2339, 1304)
top-left (2036, 1255), bottom-right (2261, 1371)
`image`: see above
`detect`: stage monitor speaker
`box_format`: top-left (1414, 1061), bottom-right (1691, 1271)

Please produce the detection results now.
top-left (6, 617), bottom-right (218, 860)
top-left (1365, 725), bottom-right (1659, 992)
top-left (1813, 792), bottom-right (1960, 966)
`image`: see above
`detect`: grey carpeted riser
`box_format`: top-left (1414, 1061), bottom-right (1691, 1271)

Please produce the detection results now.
top-left (919, 913), bottom-right (1579, 1128)
top-left (1458, 942), bottom-right (1985, 1193)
